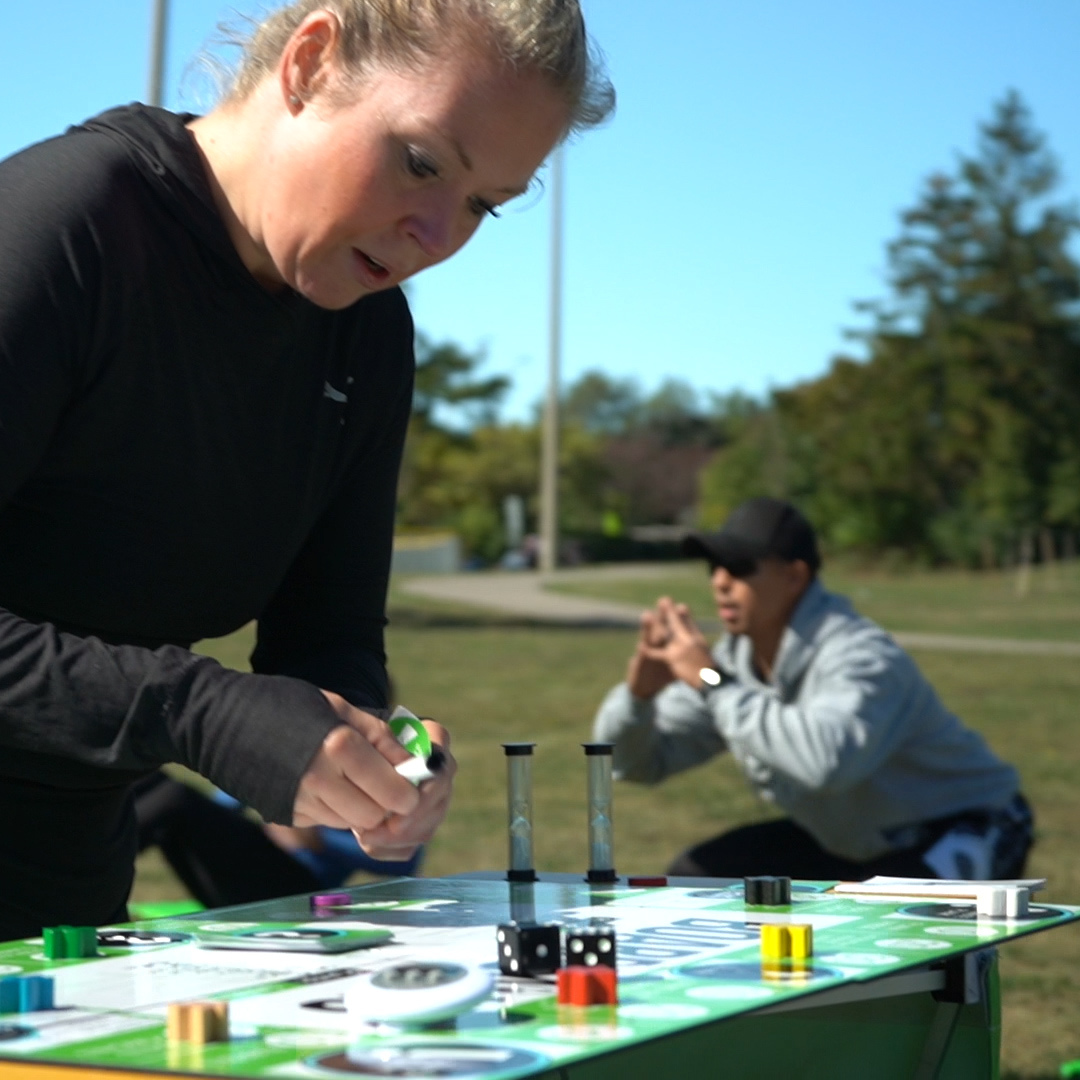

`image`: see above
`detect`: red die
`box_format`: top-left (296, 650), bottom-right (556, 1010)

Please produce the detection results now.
top-left (556, 965), bottom-right (618, 1006)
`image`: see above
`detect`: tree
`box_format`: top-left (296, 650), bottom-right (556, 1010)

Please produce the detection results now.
top-left (703, 92), bottom-right (1080, 562)
top-left (562, 369), bottom-right (642, 435)
top-left (858, 91), bottom-right (1080, 559)
top-left (411, 333), bottom-right (510, 432)
top-left (562, 372), bottom-right (754, 530)
top-left (696, 404), bottom-right (790, 529)
top-left (397, 334), bottom-right (510, 539)
top-left (398, 342), bottom-right (610, 561)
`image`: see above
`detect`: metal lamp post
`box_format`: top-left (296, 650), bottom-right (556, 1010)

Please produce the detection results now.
top-left (538, 145), bottom-right (564, 574)
top-left (147, 0), bottom-right (170, 107)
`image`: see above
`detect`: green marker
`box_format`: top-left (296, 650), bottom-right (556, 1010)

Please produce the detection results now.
top-left (389, 706), bottom-right (443, 785)
top-left (389, 706), bottom-right (432, 757)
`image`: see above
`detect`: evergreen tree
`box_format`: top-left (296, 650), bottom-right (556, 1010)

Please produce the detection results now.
top-left (721, 92), bottom-right (1080, 562)
top-left (411, 333), bottom-right (510, 432)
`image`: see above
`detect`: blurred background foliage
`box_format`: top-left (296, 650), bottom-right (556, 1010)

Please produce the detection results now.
top-left (398, 93), bottom-right (1080, 570)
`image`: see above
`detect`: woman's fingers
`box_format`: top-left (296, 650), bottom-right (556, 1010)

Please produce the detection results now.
top-left (357, 782), bottom-right (453, 852)
top-left (295, 695), bottom-right (457, 854)
top-left (321, 691), bottom-right (413, 765)
top-left (292, 723), bottom-right (420, 830)
top-left (357, 719), bottom-right (457, 852)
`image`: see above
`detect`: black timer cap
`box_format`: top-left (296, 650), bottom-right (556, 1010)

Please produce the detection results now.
top-left (502, 743), bottom-right (536, 756)
top-left (682, 497), bottom-right (820, 576)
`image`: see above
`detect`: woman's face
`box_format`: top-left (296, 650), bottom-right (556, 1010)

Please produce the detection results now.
top-left (250, 48), bottom-right (569, 308)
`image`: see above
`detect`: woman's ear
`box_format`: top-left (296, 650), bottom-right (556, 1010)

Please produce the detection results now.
top-left (279, 10), bottom-right (342, 111)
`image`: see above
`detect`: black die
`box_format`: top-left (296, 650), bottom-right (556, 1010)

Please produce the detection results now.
top-left (564, 927), bottom-right (616, 969)
top-left (496, 922), bottom-right (562, 977)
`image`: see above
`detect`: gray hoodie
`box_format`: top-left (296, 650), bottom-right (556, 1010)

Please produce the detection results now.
top-left (592, 579), bottom-right (1019, 861)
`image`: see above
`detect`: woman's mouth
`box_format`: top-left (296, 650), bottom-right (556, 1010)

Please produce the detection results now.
top-left (353, 248), bottom-right (392, 288)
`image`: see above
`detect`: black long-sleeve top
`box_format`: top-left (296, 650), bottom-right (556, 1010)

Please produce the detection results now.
top-left (0, 105), bottom-right (414, 938)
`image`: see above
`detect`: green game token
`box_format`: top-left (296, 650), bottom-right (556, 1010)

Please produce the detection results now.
top-left (43, 925), bottom-right (98, 959)
top-left (390, 708), bottom-right (431, 758)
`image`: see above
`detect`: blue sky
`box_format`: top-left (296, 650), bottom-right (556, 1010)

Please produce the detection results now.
top-left (4, 1), bottom-right (1079, 419)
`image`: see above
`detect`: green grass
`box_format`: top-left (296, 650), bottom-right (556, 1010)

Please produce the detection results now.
top-left (545, 558), bottom-right (1080, 641)
top-left (133, 572), bottom-right (1080, 1078)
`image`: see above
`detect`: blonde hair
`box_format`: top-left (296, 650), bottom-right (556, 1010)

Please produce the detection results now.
top-left (228, 0), bottom-right (614, 135)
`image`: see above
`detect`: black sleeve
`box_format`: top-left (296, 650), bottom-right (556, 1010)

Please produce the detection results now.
top-left (0, 614), bottom-right (339, 822)
top-left (250, 298), bottom-right (416, 711)
top-left (0, 135), bottom-right (339, 825)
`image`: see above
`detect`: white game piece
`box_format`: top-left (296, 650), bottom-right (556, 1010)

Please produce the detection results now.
top-left (1006, 887), bottom-right (1030, 918)
top-left (976, 885), bottom-right (1032, 920)
top-left (343, 961), bottom-right (495, 1026)
top-left (976, 885), bottom-right (1029, 919)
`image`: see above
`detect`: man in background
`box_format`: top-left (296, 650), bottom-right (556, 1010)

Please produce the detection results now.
top-left (593, 497), bottom-right (1032, 880)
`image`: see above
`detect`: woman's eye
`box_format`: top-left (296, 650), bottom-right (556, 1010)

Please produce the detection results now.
top-left (470, 197), bottom-right (501, 219)
top-left (406, 147), bottom-right (439, 179)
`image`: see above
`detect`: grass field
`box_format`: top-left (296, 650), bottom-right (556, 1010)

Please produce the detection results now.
top-left (547, 557), bottom-right (1080, 642)
top-left (132, 564), bottom-right (1080, 1079)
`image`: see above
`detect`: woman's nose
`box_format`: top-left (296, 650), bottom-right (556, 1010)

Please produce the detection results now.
top-left (404, 198), bottom-right (462, 262)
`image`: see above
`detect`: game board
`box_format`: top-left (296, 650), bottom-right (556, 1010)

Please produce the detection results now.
top-left (0, 872), bottom-right (1076, 1080)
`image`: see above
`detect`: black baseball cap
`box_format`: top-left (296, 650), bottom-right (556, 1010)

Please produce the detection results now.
top-left (681, 497), bottom-right (820, 575)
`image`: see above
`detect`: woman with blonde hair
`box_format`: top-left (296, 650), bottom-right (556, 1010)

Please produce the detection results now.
top-left (0, 0), bottom-right (613, 940)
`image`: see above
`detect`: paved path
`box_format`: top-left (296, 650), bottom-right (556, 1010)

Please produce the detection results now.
top-left (398, 566), bottom-right (1080, 657)
top-left (399, 565), bottom-right (667, 627)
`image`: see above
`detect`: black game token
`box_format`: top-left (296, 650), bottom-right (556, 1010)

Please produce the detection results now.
top-left (744, 876), bottom-right (792, 906)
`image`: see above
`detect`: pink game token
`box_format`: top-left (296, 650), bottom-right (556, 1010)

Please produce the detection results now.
top-left (311, 893), bottom-right (351, 909)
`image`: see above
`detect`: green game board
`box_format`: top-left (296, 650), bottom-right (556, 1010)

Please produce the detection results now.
top-left (0, 874), bottom-right (1075, 1079)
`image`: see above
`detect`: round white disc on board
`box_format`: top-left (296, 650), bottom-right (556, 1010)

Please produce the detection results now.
top-left (344, 961), bottom-right (495, 1026)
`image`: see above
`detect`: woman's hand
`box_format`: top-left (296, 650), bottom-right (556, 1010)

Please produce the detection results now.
top-left (291, 693), bottom-right (456, 862)
top-left (292, 692), bottom-right (419, 831)
top-left (353, 717), bottom-right (457, 861)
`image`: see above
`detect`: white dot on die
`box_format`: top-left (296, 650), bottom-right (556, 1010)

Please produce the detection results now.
top-left (510, 959), bottom-right (518, 971)
top-left (598, 939), bottom-right (611, 952)
top-left (497, 931), bottom-right (506, 942)
top-left (570, 940), bottom-right (583, 953)
top-left (503, 945), bottom-right (511, 956)
top-left (536, 944), bottom-right (548, 958)
top-left (585, 954), bottom-right (598, 966)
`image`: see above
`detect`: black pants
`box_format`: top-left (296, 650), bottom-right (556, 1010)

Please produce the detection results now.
top-left (0, 770), bottom-right (135, 942)
top-left (134, 773), bottom-right (317, 909)
top-left (668, 809), bottom-right (1032, 881)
